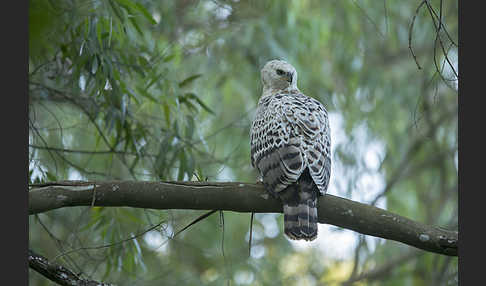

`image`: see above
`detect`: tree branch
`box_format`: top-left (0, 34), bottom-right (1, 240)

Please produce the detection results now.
top-left (29, 249), bottom-right (114, 286)
top-left (342, 250), bottom-right (423, 285)
top-left (28, 180), bottom-right (458, 256)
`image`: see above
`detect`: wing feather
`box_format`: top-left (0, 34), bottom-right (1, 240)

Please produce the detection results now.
top-left (250, 92), bottom-right (331, 195)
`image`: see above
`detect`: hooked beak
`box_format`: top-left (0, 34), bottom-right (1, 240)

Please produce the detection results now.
top-left (286, 71), bottom-right (293, 83)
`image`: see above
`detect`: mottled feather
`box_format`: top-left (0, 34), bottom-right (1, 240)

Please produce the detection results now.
top-left (250, 60), bottom-right (331, 241)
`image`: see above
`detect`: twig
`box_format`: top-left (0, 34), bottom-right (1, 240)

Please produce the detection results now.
top-left (35, 215), bottom-right (82, 274)
top-left (29, 249), bottom-right (114, 286)
top-left (347, 235), bottom-right (366, 281)
top-left (220, 210), bottom-right (225, 258)
top-left (342, 250), bottom-right (423, 285)
top-left (409, 0), bottom-right (426, 70)
top-left (53, 220), bottom-right (165, 262)
top-left (352, 0), bottom-right (385, 39)
top-left (90, 183), bottom-right (97, 207)
top-left (172, 210), bottom-right (218, 238)
top-left (29, 118), bottom-right (60, 175)
top-left (29, 144), bottom-right (157, 157)
top-left (248, 212), bottom-right (254, 257)
top-left (426, 0), bottom-right (458, 47)
top-left (425, 0), bottom-right (458, 79)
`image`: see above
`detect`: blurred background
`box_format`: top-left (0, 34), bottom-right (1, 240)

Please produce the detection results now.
top-left (29, 0), bottom-right (458, 285)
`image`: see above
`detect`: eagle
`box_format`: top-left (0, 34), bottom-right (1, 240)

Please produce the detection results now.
top-left (250, 60), bottom-right (331, 241)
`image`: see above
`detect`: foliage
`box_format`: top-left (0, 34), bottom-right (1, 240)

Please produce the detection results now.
top-left (29, 0), bottom-right (458, 285)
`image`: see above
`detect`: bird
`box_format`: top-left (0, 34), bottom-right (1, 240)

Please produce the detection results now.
top-left (250, 59), bottom-right (331, 241)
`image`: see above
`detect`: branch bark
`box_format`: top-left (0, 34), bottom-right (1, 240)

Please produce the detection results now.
top-left (28, 180), bottom-right (458, 256)
top-left (29, 249), bottom-right (114, 286)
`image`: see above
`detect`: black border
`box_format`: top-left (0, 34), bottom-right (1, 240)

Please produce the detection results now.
top-left (7, 0), bottom-right (29, 285)
top-left (458, 0), bottom-right (476, 285)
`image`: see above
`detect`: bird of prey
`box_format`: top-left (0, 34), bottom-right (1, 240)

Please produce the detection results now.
top-left (250, 60), bottom-right (331, 241)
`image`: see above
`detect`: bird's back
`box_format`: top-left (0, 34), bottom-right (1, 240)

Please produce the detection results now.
top-left (250, 91), bottom-right (331, 240)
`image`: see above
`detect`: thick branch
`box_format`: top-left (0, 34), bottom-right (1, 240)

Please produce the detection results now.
top-left (28, 180), bottom-right (458, 256)
top-left (29, 249), bottom-right (114, 286)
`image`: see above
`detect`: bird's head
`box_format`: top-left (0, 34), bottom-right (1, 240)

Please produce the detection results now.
top-left (261, 60), bottom-right (298, 92)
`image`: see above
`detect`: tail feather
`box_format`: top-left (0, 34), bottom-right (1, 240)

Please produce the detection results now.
top-left (283, 201), bottom-right (318, 241)
top-left (281, 169), bottom-right (319, 241)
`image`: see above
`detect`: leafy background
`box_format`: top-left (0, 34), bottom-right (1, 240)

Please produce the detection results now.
top-left (29, 0), bottom-right (458, 285)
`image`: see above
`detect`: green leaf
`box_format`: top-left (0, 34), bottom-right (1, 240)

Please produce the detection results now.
top-left (135, 3), bottom-right (157, 25)
top-left (184, 93), bottom-right (215, 114)
top-left (194, 97), bottom-right (215, 115)
top-left (163, 54), bottom-right (175, 63)
top-left (46, 171), bottom-right (57, 182)
top-left (179, 74), bottom-right (202, 88)
top-left (133, 237), bottom-right (142, 256)
top-left (177, 150), bottom-right (186, 181)
top-left (129, 17), bottom-right (143, 35)
top-left (172, 120), bottom-right (180, 137)
top-left (114, 0), bottom-right (139, 13)
top-left (138, 55), bottom-right (150, 68)
top-left (91, 55), bottom-right (99, 74)
top-left (185, 150), bottom-right (195, 180)
top-left (108, 0), bottom-right (125, 23)
top-left (96, 20), bottom-right (104, 49)
top-left (108, 16), bottom-right (113, 47)
top-left (185, 115), bottom-right (195, 139)
top-left (155, 135), bottom-right (172, 177)
top-left (136, 86), bottom-right (158, 103)
top-left (114, 0), bottom-right (157, 25)
top-left (162, 102), bottom-right (171, 128)
top-left (84, 18), bottom-right (90, 39)
top-left (102, 258), bottom-right (112, 279)
top-left (119, 208), bottom-right (143, 224)
top-left (195, 166), bottom-right (205, 182)
top-left (145, 72), bottom-right (164, 90)
top-left (178, 95), bottom-right (198, 112)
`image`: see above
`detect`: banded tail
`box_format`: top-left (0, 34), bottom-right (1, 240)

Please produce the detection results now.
top-left (281, 169), bottom-right (319, 241)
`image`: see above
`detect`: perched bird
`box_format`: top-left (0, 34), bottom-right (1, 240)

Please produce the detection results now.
top-left (250, 60), bottom-right (331, 241)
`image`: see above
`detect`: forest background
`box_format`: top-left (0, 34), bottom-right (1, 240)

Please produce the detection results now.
top-left (28, 0), bottom-right (458, 285)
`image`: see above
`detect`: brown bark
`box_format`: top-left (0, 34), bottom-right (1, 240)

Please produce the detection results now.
top-left (28, 180), bottom-right (458, 256)
top-left (29, 249), bottom-right (113, 286)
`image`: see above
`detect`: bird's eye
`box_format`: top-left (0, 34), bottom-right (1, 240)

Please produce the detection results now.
top-left (276, 69), bottom-right (285, 75)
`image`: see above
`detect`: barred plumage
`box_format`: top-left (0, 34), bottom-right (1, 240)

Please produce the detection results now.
top-left (250, 60), bottom-right (331, 241)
